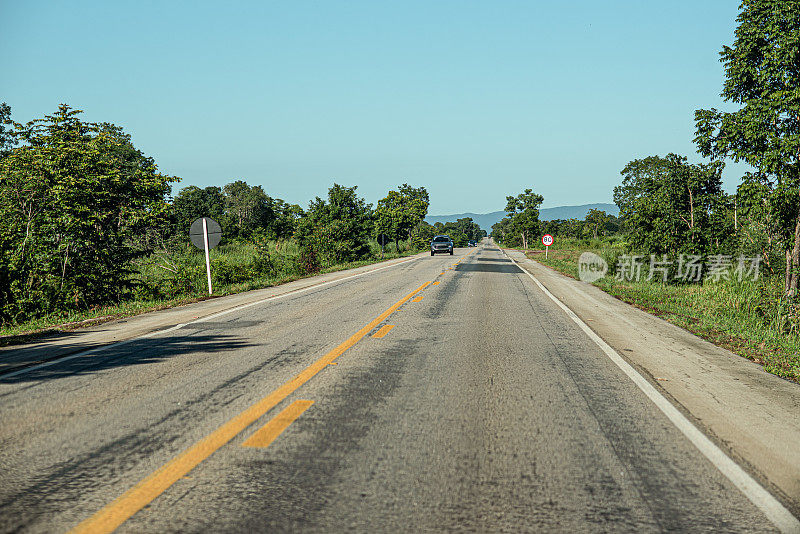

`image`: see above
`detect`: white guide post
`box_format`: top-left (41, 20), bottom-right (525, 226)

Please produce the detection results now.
top-left (203, 218), bottom-right (213, 295)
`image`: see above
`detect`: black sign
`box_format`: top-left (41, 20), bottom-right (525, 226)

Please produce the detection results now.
top-left (190, 217), bottom-right (222, 250)
top-left (376, 234), bottom-right (390, 246)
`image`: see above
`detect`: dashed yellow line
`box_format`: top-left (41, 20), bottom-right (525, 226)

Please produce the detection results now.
top-left (412, 296), bottom-right (424, 303)
top-left (241, 400), bottom-right (313, 448)
top-left (372, 324), bottom-right (395, 338)
top-left (70, 281), bottom-right (432, 534)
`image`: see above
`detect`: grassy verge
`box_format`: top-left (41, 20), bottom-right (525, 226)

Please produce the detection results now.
top-left (0, 239), bottom-right (419, 344)
top-left (516, 237), bottom-right (800, 383)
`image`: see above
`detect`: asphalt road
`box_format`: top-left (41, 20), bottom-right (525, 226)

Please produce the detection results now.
top-left (0, 243), bottom-right (789, 532)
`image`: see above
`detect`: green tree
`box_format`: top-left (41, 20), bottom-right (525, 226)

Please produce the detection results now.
top-left (171, 185), bottom-right (225, 239)
top-left (416, 220), bottom-right (436, 244)
top-left (549, 218), bottom-right (588, 238)
top-left (614, 154), bottom-right (727, 255)
top-left (694, 0), bottom-right (800, 295)
top-left (222, 180), bottom-right (275, 239)
top-left (398, 184), bottom-right (431, 249)
top-left (374, 190), bottom-right (403, 252)
top-left (584, 209), bottom-right (612, 239)
top-left (431, 217), bottom-right (483, 247)
top-left (374, 184), bottom-right (430, 252)
top-left (491, 217), bottom-right (513, 244)
top-left (171, 182), bottom-right (299, 243)
top-left (734, 173), bottom-right (784, 272)
top-left (294, 184), bottom-right (373, 265)
top-left (0, 105), bottom-right (176, 323)
top-left (504, 188), bottom-right (544, 249)
top-left (270, 199), bottom-right (303, 240)
top-left (0, 102), bottom-right (16, 160)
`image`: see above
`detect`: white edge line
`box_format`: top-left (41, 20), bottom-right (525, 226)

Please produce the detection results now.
top-left (2, 254), bottom-right (424, 380)
top-left (502, 248), bottom-right (800, 534)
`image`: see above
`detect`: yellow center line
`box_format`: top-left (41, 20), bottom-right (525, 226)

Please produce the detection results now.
top-left (241, 400), bottom-right (314, 448)
top-left (432, 281), bottom-right (440, 285)
top-left (70, 280), bottom-right (432, 534)
top-left (372, 324), bottom-right (395, 338)
top-left (412, 296), bottom-right (424, 303)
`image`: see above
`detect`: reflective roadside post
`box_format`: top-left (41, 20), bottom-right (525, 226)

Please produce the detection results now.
top-left (190, 217), bottom-right (222, 295)
top-left (542, 234), bottom-right (554, 259)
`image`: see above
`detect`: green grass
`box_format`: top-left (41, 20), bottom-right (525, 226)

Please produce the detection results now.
top-left (0, 238), bottom-right (419, 343)
top-left (518, 237), bottom-right (800, 383)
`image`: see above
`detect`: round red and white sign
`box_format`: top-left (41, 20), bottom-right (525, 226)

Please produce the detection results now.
top-left (542, 234), bottom-right (554, 247)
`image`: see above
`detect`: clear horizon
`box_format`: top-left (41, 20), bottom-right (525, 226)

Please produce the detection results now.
top-left (0, 1), bottom-right (751, 214)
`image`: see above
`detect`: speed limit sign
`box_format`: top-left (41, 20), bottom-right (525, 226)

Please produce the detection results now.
top-left (542, 234), bottom-right (554, 258)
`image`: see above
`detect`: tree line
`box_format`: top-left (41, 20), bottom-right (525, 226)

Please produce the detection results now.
top-left (489, 188), bottom-right (619, 246)
top-left (493, 0), bottom-right (799, 299)
top-left (0, 104), bottom-right (485, 325)
top-left (615, 0), bottom-right (799, 298)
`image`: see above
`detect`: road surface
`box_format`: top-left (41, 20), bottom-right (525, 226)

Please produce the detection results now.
top-left (0, 242), bottom-right (795, 532)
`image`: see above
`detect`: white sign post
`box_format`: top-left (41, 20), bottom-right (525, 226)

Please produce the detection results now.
top-left (189, 217), bottom-right (222, 296)
top-left (202, 218), bottom-right (213, 295)
top-left (542, 234), bottom-right (554, 259)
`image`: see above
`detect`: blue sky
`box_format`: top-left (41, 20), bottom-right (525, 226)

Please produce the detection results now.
top-left (1, 1), bottom-right (747, 215)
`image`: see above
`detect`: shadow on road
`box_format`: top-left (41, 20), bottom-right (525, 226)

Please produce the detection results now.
top-left (455, 262), bottom-right (523, 274)
top-left (0, 333), bottom-right (255, 384)
top-left (0, 328), bottom-right (86, 349)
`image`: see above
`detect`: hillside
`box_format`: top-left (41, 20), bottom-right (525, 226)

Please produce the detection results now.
top-left (425, 203), bottom-right (619, 231)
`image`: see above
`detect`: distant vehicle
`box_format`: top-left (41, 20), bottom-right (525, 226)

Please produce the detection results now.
top-left (431, 235), bottom-right (454, 256)
top-left (468, 240), bottom-right (477, 247)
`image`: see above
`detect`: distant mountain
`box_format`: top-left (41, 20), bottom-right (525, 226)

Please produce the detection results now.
top-left (425, 203), bottom-right (619, 231)
top-left (424, 212), bottom-right (506, 232)
top-left (539, 203), bottom-right (618, 221)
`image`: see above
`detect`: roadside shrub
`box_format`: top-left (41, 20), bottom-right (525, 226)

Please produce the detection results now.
top-left (296, 246), bottom-right (320, 275)
top-left (164, 263), bottom-right (202, 297)
top-left (777, 298), bottom-right (800, 336)
top-left (601, 249), bottom-right (625, 279)
top-left (251, 238), bottom-right (278, 278)
top-left (212, 258), bottom-right (255, 285)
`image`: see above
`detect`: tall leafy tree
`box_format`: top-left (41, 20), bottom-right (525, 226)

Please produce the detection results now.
top-left (222, 180), bottom-right (274, 239)
top-left (694, 0), bottom-right (800, 295)
top-left (398, 183), bottom-right (431, 248)
top-left (584, 209), bottom-right (612, 239)
top-left (504, 188), bottom-right (544, 249)
top-left (614, 154), bottom-right (727, 255)
top-left (294, 184), bottom-right (373, 264)
top-left (0, 105), bottom-right (176, 323)
top-left (0, 102), bottom-right (16, 160)
top-left (374, 184), bottom-right (429, 252)
top-left (373, 192), bottom-right (402, 252)
top-left (172, 185), bottom-right (225, 239)
top-left (270, 198), bottom-right (304, 240)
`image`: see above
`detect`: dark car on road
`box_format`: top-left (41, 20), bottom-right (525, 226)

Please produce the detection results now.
top-left (431, 235), bottom-right (454, 256)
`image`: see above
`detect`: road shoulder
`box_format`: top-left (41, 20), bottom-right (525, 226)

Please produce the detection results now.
top-left (0, 253), bottom-right (426, 376)
top-left (504, 248), bottom-right (800, 515)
